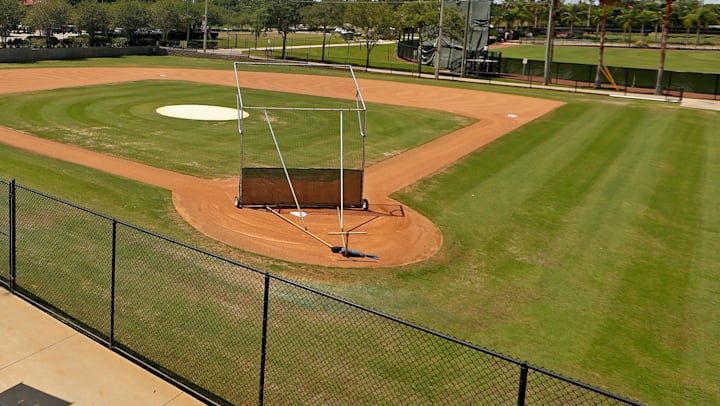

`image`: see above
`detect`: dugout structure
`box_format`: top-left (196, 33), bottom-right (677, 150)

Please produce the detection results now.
top-left (233, 62), bottom-right (368, 210)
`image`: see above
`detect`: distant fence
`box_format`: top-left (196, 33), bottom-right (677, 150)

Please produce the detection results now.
top-left (0, 178), bottom-right (642, 405)
top-left (500, 58), bottom-right (720, 99)
top-left (0, 46), bottom-right (166, 63)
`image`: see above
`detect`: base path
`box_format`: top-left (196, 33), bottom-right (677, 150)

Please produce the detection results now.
top-left (0, 67), bottom-right (563, 267)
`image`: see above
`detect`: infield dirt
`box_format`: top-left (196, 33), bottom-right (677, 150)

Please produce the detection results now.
top-left (0, 67), bottom-right (563, 267)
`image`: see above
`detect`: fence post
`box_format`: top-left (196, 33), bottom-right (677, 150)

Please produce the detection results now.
top-left (109, 220), bottom-right (117, 348)
top-left (8, 179), bottom-right (16, 293)
top-left (258, 273), bottom-right (270, 406)
top-left (517, 362), bottom-right (529, 406)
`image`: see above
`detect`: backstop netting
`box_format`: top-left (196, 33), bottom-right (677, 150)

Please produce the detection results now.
top-left (233, 62), bottom-right (367, 209)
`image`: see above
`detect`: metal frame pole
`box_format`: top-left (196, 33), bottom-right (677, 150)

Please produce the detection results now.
top-left (258, 274), bottom-right (270, 406)
top-left (517, 362), bottom-right (529, 406)
top-left (9, 179), bottom-right (16, 293)
top-left (339, 111), bottom-right (344, 233)
top-left (110, 220), bottom-right (117, 348)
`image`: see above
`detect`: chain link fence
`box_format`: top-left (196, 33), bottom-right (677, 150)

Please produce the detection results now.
top-left (3, 179), bottom-right (643, 405)
top-left (500, 58), bottom-right (719, 100)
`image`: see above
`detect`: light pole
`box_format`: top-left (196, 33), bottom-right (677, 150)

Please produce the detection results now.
top-left (461, 0), bottom-right (472, 78)
top-left (434, 0), bottom-right (445, 79)
top-left (202, 0), bottom-right (208, 52)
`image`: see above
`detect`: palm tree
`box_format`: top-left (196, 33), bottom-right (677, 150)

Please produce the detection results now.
top-left (637, 9), bottom-right (659, 39)
top-left (692, 7), bottom-right (719, 47)
top-left (594, 0), bottom-right (620, 88)
top-left (682, 12), bottom-right (697, 45)
top-left (560, 3), bottom-right (586, 37)
top-left (526, 0), bottom-right (547, 29)
top-left (655, 0), bottom-right (675, 95)
top-left (503, 6), bottom-right (529, 32)
top-left (615, 5), bottom-right (638, 45)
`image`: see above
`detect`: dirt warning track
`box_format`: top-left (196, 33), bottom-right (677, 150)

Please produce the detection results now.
top-left (0, 67), bottom-right (563, 267)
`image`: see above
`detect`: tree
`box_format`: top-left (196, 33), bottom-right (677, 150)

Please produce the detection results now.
top-left (671, 0), bottom-right (700, 27)
top-left (560, 3), bottom-right (586, 38)
top-left (0, 0), bottom-right (25, 48)
top-left (682, 11), bottom-right (697, 45)
top-left (636, 8), bottom-right (660, 39)
top-left (346, 0), bottom-right (396, 70)
top-left (25, 0), bottom-right (71, 47)
top-left (655, 0), bottom-right (675, 95)
top-left (594, 0), bottom-right (621, 88)
top-left (526, 0), bottom-right (548, 29)
top-left (111, 0), bottom-right (150, 45)
top-left (543, 0), bottom-right (557, 85)
top-left (502, 6), bottom-right (530, 32)
top-left (301, 1), bottom-right (345, 63)
top-left (261, 0), bottom-right (304, 59)
top-left (73, 0), bottom-right (110, 46)
top-left (615, 5), bottom-right (638, 44)
top-left (399, 0), bottom-right (438, 76)
top-left (151, 0), bottom-right (185, 41)
top-left (691, 7), bottom-right (718, 47)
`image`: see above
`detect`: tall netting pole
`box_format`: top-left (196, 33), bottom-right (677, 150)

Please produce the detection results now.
top-left (339, 110), bottom-right (344, 234)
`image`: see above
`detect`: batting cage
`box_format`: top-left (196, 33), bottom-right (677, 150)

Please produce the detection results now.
top-left (233, 62), bottom-right (368, 211)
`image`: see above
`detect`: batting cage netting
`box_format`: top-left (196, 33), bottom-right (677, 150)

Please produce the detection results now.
top-left (233, 62), bottom-right (367, 210)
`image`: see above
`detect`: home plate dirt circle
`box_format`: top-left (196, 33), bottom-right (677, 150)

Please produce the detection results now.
top-left (156, 104), bottom-right (249, 121)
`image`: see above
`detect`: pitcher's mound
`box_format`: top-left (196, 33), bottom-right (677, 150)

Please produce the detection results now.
top-left (156, 104), bottom-right (249, 121)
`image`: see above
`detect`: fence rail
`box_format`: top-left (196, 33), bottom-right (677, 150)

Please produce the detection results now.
top-left (500, 57), bottom-right (720, 100)
top-left (1, 178), bottom-right (642, 405)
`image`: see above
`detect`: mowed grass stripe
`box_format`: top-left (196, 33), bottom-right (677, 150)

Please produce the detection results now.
top-left (470, 104), bottom-right (644, 346)
top-left (395, 101), bottom-right (717, 405)
top-left (581, 108), bottom-right (709, 405)
top-left (687, 110), bottom-right (720, 404)
top-left (488, 106), bottom-right (665, 369)
top-left (392, 103), bottom-right (634, 324)
top-left (545, 107), bottom-right (667, 366)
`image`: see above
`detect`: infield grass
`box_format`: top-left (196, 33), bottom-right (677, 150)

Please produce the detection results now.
top-left (1, 57), bottom-right (719, 405)
top-left (0, 81), bottom-right (473, 178)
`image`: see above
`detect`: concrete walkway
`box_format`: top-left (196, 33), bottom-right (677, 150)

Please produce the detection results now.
top-left (0, 289), bottom-right (203, 405)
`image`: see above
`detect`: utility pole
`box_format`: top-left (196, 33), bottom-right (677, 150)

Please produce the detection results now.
top-left (434, 0), bottom-right (445, 79)
top-left (202, 0), bottom-right (208, 53)
top-left (461, 0), bottom-right (472, 78)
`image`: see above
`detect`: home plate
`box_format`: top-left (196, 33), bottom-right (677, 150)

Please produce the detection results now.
top-left (290, 211), bottom-right (308, 218)
top-left (156, 105), bottom-right (250, 121)
top-left (507, 113), bottom-right (517, 118)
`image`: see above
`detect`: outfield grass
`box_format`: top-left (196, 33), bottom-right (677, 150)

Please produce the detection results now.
top-left (498, 44), bottom-right (720, 73)
top-left (213, 31), bottom-right (349, 49)
top-left (255, 43), bottom-right (428, 73)
top-left (1, 57), bottom-right (719, 405)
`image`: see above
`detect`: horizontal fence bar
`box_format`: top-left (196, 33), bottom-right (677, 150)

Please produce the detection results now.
top-left (0, 177), bottom-right (642, 405)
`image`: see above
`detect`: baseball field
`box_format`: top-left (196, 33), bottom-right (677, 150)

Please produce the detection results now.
top-left (1, 56), bottom-right (718, 405)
